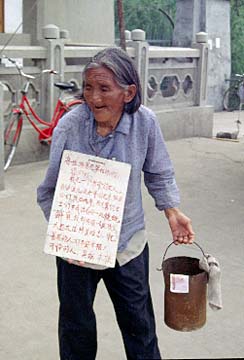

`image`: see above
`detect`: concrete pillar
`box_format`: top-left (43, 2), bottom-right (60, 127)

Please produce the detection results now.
top-left (193, 32), bottom-right (208, 106)
top-left (0, 82), bottom-right (5, 190)
top-left (130, 29), bottom-right (149, 106)
top-left (173, 0), bottom-right (206, 47)
top-left (173, 0), bottom-right (231, 110)
top-left (23, 0), bottom-right (114, 45)
top-left (40, 25), bottom-right (65, 120)
top-left (23, 0), bottom-right (38, 45)
top-left (205, 0), bottom-right (231, 110)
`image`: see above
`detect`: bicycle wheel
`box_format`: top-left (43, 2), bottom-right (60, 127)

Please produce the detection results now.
top-left (4, 113), bottom-right (23, 171)
top-left (223, 87), bottom-right (240, 111)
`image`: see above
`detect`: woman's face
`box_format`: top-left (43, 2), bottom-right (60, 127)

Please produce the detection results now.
top-left (83, 66), bottom-right (131, 127)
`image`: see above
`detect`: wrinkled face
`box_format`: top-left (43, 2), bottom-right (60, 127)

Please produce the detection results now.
top-left (83, 66), bottom-right (128, 126)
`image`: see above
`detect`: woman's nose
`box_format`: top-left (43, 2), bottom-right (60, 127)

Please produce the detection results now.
top-left (91, 90), bottom-right (102, 103)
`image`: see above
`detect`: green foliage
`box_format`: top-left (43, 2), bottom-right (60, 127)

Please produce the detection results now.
top-left (114, 0), bottom-right (176, 44)
top-left (231, 0), bottom-right (244, 74)
top-left (115, 1), bottom-right (244, 73)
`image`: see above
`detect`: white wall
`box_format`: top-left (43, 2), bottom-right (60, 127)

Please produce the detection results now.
top-left (23, 0), bottom-right (115, 45)
top-left (4, 0), bottom-right (22, 33)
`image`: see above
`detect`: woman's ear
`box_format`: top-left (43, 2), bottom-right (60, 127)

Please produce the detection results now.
top-left (124, 84), bottom-right (137, 103)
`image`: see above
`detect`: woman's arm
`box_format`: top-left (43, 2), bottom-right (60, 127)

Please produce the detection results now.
top-left (37, 126), bottom-right (67, 221)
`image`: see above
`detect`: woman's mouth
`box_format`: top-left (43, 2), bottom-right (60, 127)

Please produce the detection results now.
top-left (94, 105), bottom-right (106, 110)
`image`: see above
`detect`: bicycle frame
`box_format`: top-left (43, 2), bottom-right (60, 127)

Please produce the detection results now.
top-left (4, 55), bottom-right (81, 140)
top-left (17, 91), bottom-right (80, 141)
top-left (3, 55), bottom-right (82, 171)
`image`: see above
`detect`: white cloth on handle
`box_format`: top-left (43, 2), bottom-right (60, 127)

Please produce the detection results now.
top-left (199, 254), bottom-right (223, 311)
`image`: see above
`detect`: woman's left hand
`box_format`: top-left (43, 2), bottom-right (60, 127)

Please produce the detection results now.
top-left (164, 207), bottom-right (195, 245)
top-left (66, 258), bottom-right (85, 267)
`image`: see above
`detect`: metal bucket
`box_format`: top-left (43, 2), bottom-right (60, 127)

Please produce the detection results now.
top-left (160, 242), bottom-right (208, 332)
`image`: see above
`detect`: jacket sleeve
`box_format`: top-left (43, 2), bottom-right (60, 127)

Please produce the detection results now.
top-left (142, 114), bottom-right (180, 210)
top-left (37, 126), bottom-right (67, 221)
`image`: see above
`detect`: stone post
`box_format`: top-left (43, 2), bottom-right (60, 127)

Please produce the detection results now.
top-left (0, 82), bottom-right (5, 190)
top-left (125, 30), bottom-right (131, 42)
top-left (173, 0), bottom-right (203, 47)
top-left (39, 24), bottom-right (65, 121)
top-left (130, 29), bottom-right (149, 106)
top-left (193, 32), bottom-right (209, 106)
top-left (173, 0), bottom-right (231, 110)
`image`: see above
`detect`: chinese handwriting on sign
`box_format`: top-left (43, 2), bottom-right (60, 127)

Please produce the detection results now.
top-left (44, 150), bottom-right (131, 268)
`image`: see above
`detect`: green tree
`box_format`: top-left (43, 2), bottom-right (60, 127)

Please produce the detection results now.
top-left (114, 1), bottom-right (244, 74)
top-left (114, 0), bottom-right (176, 45)
top-left (231, 0), bottom-right (244, 74)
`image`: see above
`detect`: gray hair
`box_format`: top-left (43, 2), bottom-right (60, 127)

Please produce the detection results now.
top-left (81, 47), bottom-right (142, 114)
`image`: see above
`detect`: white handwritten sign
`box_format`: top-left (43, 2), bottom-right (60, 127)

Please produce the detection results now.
top-left (44, 150), bottom-right (131, 268)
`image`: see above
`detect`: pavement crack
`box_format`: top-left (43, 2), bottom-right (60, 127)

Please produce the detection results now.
top-left (188, 139), bottom-right (244, 165)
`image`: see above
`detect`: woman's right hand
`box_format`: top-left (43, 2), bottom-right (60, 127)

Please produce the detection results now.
top-left (66, 258), bottom-right (85, 267)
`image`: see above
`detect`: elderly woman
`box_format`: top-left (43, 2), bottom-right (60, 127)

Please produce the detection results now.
top-left (37, 47), bottom-right (194, 360)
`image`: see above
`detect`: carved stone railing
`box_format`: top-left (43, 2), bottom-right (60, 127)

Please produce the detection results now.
top-left (0, 82), bottom-right (4, 189)
top-left (0, 26), bottom-right (210, 180)
top-left (126, 30), bottom-right (208, 109)
top-left (0, 26), bottom-right (208, 123)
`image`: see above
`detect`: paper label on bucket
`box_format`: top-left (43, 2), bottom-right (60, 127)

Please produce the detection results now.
top-left (170, 274), bottom-right (189, 293)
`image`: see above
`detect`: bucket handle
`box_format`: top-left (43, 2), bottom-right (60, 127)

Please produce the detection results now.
top-left (157, 241), bottom-right (206, 271)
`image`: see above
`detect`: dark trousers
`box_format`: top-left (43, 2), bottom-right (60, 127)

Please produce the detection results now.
top-left (56, 244), bottom-right (161, 360)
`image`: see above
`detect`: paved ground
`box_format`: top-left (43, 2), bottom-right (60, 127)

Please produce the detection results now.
top-left (0, 111), bottom-right (244, 359)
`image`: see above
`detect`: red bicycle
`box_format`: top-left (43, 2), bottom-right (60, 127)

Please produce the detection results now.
top-left (3, 56), bottom-right (82, 170)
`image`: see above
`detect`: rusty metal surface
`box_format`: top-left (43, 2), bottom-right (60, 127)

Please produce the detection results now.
top-left (162, 256), bottom-right (208, 332)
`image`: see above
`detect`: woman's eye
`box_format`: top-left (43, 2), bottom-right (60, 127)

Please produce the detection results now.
top-left (101, 86), bottom-right (109, 92)
top-left (84, 85), bottom-right (91, 91)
